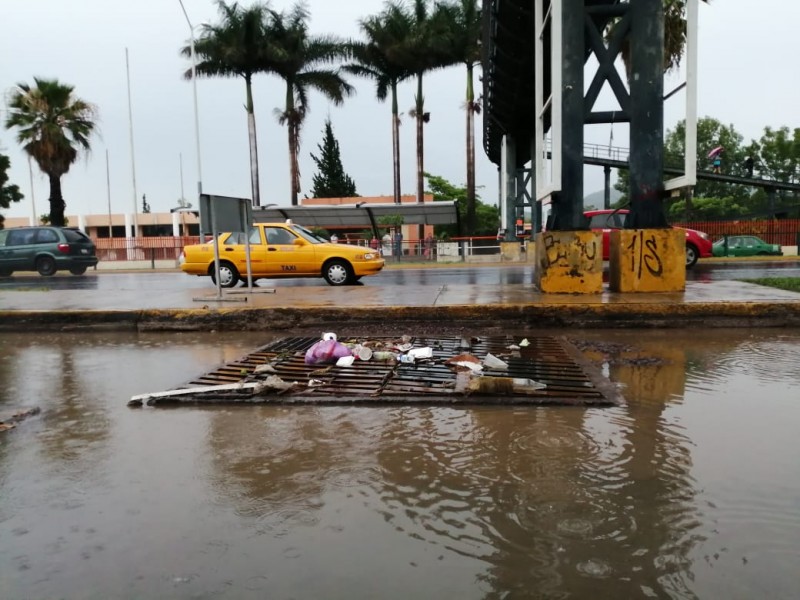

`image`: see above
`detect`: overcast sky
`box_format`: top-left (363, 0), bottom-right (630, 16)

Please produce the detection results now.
top-left (1, 0), bottom-right (798, 220)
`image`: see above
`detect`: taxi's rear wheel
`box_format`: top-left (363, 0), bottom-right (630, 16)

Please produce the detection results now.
top-left (323, 259), bottom-right (353, 286)
top-left (210, 261), bottom-right (240, 288)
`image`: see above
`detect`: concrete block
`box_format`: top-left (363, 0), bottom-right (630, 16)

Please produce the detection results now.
top-left (534, 231), bottom-right (602, 294)
top-left (609, 228), bottom-right (686, 292)
top-left (500, 241), bottom-right (523, 262)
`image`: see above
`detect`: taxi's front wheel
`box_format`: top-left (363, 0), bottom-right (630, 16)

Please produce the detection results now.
top-left (323, 259), bottom-right (353, 286)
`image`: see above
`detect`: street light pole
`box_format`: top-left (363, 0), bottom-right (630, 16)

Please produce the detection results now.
top-left (178, 0), bottom-right (203, 199)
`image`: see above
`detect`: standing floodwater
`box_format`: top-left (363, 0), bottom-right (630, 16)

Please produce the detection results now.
top-left (1, 329), bottom-right (799, 599)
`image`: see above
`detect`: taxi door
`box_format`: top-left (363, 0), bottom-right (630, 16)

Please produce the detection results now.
top-left (220, 228), bottom-right (269, 277)
top-left (263, 226), bottom-right (317, 275)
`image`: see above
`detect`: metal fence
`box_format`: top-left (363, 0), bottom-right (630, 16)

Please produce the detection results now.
top-left (672, 219), bottom-right (800, 246)
top-left (94, 236), bottom-right (198, 262)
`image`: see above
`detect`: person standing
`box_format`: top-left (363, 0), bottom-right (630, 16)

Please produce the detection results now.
top-left (330, 233), bottom-right (338, 244)
top-left (744, 156), bottom-right (755, 178)
top-left (711, 148), bottom-right (723, 174)
top-left (381, 231), bottom-right (392, 256)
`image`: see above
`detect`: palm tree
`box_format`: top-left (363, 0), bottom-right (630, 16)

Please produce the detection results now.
top-left (4, 78), bottom-right (96, 227)
top-left (345, 4), bottom-right (414, 205)
top-left (184, 0), bottom-right (272, 207)
top-left (613, 0), bottom-right (711, 76)
top-left (398, 0), bottom-right (452, 205)
top-left (438, 0), bottom-right (481, 234)
top-left (265, 3), bottom-right (354, 206)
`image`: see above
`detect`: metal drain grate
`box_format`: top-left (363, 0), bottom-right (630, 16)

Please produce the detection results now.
top-left (159, 335), bottom-right (619, 406)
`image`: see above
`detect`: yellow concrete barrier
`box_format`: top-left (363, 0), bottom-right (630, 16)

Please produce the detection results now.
top-left (609, 228), bottom-right (686, 292)
top-left (534, 231), bottom-right (602, 293)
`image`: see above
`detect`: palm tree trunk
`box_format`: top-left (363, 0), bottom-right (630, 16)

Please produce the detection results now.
top-left (391, 81), bottom-right (401, 205)
top-left (286, 84), bottom-right (300, 206)
top-left (288, 118), bottom-right (300, 206)
top-left (415, 74), bottom-right (424, 204)
top-left (245, 76), bottom-right (261, 207)
top-left (465, 63), bottom-right (476, 234)
top-left (49, 174), bottom-right (65, 227)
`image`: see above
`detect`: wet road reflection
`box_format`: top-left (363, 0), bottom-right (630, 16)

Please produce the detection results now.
top-left (1, 329), bottom-right (799, 598)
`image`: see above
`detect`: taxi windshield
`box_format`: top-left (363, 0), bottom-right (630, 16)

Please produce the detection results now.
top-left (290, 224), bottom-right (325, 244)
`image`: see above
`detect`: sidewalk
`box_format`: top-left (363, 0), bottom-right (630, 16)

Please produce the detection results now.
top-left (1, 266), bottom-right (799, 331)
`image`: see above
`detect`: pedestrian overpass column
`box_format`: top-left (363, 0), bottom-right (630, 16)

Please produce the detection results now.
top-left (500, 135), bottom-right (517, 241)
top-left (608, 0), bottom-right (685, 292)
top-left (534, 0), bottom-right (602, 293)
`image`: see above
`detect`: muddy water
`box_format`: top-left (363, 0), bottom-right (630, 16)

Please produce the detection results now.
top-left (1, 329), bottom-right (798, 599)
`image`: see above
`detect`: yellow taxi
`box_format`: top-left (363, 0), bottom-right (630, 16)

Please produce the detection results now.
top-left (180, 222), bottom-right (385, 287)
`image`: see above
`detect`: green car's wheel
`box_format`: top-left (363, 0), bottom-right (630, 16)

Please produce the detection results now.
top-left (36, 256), bottom-right (57, 276)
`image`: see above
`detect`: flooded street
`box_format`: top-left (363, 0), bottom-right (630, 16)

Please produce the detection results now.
top-left (1, 329), bottom-right (799, 599)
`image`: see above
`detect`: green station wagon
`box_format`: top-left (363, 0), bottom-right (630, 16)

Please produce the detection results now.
top-left (0, 226), bottom-right (99, 277)
top-left (712, 235), bottom-right (783, 257)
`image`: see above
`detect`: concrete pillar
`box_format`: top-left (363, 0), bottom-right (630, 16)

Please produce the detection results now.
top-left (77, 214), bottom-right (87, 233)
top-left (500, 135), bottom-right (516, 240)
top-left (172, 213), bottom-right (180, 237)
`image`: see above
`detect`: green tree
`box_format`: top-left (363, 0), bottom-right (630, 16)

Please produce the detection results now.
top-left (266, 3), bottom-right (354, 206)
top-left (667, 196), bottom-right (747, 220)
top-left (425, 172), bottom-right (498, 237)
top-left (0, 152), bottom-right (24, 228)
top-left (615, 116), bottom-right (749, 217)
top-left (4, 78), bottom-right (96, 227)
top-left (345, 4), bottom-right (413, 205)
top-left (309, 118), bottom-right (358, 198)
top-left (438, 0), bottom-right (481, 234)
top-left (756, 126), bottom-right (800, 185)
top-left (185, 0), bottom-right (273, 207)
top-left (664, 117), bottom-right (747, 197)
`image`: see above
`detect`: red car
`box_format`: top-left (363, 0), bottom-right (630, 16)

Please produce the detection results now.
top-left (585, 209), bottom-right (712, 268)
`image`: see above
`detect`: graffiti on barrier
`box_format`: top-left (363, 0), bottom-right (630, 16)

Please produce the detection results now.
top-left (542, 234), bottom-right (598, 268)
top-left (626, 231), bottom-right (664, 278)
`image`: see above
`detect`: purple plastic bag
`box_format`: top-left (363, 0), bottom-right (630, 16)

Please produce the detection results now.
top-left (305, 339), bottom-right (353, 365)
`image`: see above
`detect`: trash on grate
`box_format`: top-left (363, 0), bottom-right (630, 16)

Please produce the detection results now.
top-left (483, 353), bottom-right (508, 370)
top-left (304, 335), bottom-right (352, 365)
top-left (130, 335), bottom-right (620, 407)
top-left (468, 376), bottom-right (547, 395)
top-left (407, 347), bottom-right (433, 360)
top-left (445, 353), bottom-right (483, 373)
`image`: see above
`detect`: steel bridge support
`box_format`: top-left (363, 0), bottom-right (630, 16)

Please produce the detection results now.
top-left (532, 0), bottom-right (685, 293)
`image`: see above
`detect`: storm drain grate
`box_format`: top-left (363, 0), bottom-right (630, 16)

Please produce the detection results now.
top-left (144, 335), bottom-right (619, 406)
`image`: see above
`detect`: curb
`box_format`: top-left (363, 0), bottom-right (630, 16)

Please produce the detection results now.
top-left (2, 302), bottom-right (800, 332)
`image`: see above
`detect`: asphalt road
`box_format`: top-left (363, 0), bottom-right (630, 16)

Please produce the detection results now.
top-left (0, 259), bottom-right (798, 292)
